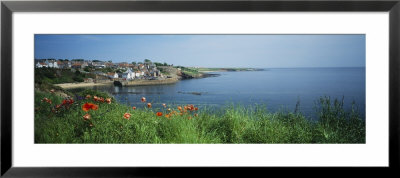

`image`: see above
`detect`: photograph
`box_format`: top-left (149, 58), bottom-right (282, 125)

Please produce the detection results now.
top-left (34, 34), bottom-right (366, 144)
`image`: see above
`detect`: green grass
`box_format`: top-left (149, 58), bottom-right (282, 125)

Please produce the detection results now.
top-left (34, 89), bottom-right (365, 144)
top-left (35, 68), bottom-right (96, 84)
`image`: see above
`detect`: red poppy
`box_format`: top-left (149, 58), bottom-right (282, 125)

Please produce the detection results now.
top-left (86, 95), bottom-right (91, 99)
top-left (124, 113), bottom-right (131, 120)
top-left (141, 97), bottom-right (146, 102)
top-left (63, 99), bottom-right (74, 105)
top-left (91, 104), bottom-right (98, 110)
top-left (82, 103), bottom-right (91, 112)
top-left (147, 103), bottom-right (152, 108)
top-left (106, 98), bottom-right (111, 104)
top-left (194, 107), bottom-right (198, 111)
top-left (93, 96), bottom-right (98, 101)
top-left (82, 102), bottom-right (98, 112)
top-left (83, 113), bottom-right (91, 120)
top-left (156, 112), bottom-right (163, 116)
top-left (177, 106), bottom-right (182, 111)
top-left (132, 106), bottom-right (136, 110)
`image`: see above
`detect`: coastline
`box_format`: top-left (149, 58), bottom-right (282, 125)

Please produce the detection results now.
top-left (52, 68), bottom-right (253, 89)
top-left (54, 78), bottom-right (180, 89)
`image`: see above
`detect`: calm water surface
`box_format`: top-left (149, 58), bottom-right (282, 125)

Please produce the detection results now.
top-left (73, 68), bottom-right (365, 119)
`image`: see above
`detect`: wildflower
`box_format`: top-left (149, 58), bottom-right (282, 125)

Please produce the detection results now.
top-left (194, 113), bottom-right (198, 117)
top-left (83, 113), bottom-right (91, 120)
top-left (165, 114), bottom-right (171, 118)
top-left (194, 107), bottom-right (198, 111)
top-left (91, 104), bottom-right (98, 110)
top-left (89, 123), bottom-right (93, 127)
top-left (55, 104), bottom-right (62, 109)
top-left (162, 103), bottom-right (166, 108)
top-left (188, 116), bottom-right (192, 120)
top-left (42, 97), bottom-right (52, 104)
top-left (106, 98), bottom-right (112, 104)
top-left (124, 113), bottom-right (131, 120)
top-left (86, 95), bottom-right (91, 99)
top-left (50, 89), bottom-right (55, 93)
top-left (141, 97), bottom-right (146, 102)
top-left (62, 99), bottom-right (74, 105)
top-left (147, 103), bottom-right (152, 108)
top-left (156, 112), bottom-right (163, 116)
top-left (82, 103), bottom-right (92, 112)
top-left (98, 97), bottom-right (105, 103)
top-left (187, 104), bottom-right (194, 111)
top-left (93, 96), bottom-right (98, 101)
top-left (177, 106), bottom-right (182, 111)
top-left (82, 102), bottom-right (98, 112)
top-left (132, 106), bottom-right (136, 110)
top-left (167, 108), bottom-right (171, 112)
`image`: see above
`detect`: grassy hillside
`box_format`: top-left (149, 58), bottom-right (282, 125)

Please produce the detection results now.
top-left (35, 67), bottom-right (96, 84)
top-left (34, 88), bottom-right (365, 144)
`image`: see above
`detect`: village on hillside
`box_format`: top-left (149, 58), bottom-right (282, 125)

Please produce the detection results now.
top-left (34, 59), bottom-right (177, 83)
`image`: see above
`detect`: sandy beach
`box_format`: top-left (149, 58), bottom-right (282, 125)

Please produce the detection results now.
top-left (54, 81), bottom-right (114, 89)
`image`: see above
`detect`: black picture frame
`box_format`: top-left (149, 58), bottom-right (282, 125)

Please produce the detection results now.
top-left (1, 0), bottom-right (399, 177)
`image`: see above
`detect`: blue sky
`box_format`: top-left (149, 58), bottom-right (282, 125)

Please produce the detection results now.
top-left (34, 34), bottom-right (365, 68)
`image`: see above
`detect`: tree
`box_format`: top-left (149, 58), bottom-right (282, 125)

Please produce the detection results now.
top-left (163, 62), bottom-right (168, 66)
top-left (84, 66), bottom-right (91, 72)
top-left (132, 61), bottom-right (137, 65)
top-left (144, 59), bottom-right (152, 63)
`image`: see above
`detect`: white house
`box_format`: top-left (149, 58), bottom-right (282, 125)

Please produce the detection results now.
top-left (108, 72), bottom-right (119, 79)
top-left (53, 61), bottom-right (59, 68)
top-left (44, 60), bottom-right (59, 68)
top-left (35, 62), bottom-right (47, 68)
top-left (122, 68), bottom-right (135, 80)
top-left (47, 61), bottom-right (54, 68)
